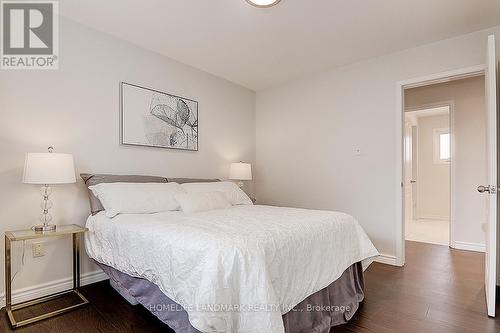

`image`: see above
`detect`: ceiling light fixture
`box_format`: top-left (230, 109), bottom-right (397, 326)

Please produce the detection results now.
top-left (245, 0), bottom-right (281, 8)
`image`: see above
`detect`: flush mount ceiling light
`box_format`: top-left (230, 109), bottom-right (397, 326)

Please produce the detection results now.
top-left (245, 0), bottom-right (281, 8)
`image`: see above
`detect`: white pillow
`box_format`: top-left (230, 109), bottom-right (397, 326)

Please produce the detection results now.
top-left (180, 181), bottom-right (253, 206)
top-left (175, 191), bottom-right (231, 213)
top-left (88, 182), bottom-right (186, 218)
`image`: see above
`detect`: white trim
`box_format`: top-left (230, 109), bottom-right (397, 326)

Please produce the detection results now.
top-left (0, 270), bottom-right (108, 309)
top-left (396, 65), bottom-right (485, 266)
top-left (453, 241), bottom-right (486, 253)
top-left (395, 82), bottom-right (405, 266)
top-left (417, 215), bottom-right (450, 221)
top-left (449, 100), bottom-right (457, 249)
top-left (405, 105), bottom-right (450, 117)
top-left (373, 254), bottom-right (399, 266)
top-left (398, 65), bottom-right (486, 89)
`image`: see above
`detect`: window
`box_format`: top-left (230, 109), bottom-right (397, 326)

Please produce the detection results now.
top-left (439, 133), bottom-right (450, 160)
top-left (434, 128), bottom-right (450, 164)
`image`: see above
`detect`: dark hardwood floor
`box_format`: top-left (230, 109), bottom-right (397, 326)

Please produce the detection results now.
top-left (2, 241), bottom-right (499, 332)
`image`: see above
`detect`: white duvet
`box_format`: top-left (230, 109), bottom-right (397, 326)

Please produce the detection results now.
top-left (85, 205), bottom-right (379, 333)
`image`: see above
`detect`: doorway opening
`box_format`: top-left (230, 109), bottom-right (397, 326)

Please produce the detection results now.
top-left (404, 105), bottom-right (450, 246)
top-left (401, 73), bottom-right (487, 252)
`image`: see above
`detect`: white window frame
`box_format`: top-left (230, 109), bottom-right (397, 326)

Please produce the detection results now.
top-left (433, 128), bottom-right (450, 164)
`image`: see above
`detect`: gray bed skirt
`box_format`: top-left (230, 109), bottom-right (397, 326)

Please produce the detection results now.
top-left (97, 262), bottom-right (364, 333)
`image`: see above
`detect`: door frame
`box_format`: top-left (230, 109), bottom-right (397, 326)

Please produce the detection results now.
top-left (395, 65), bottom-right (486, 266)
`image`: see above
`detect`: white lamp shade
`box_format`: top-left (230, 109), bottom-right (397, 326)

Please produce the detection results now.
top-left (229, 162), bottom-right (252, 181)
top-left (23, 153), bottom-right (76, 184)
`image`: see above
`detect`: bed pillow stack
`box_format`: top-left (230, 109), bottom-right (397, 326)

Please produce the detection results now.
top-left (88, 181), bottom-right (253, 217)
top-left (89, 182), bottom-right (185, 218)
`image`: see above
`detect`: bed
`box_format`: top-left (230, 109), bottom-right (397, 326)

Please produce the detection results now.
top-left (81, 174), bottom-right (379, 333)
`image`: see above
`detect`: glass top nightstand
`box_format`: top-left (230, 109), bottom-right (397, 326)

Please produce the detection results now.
top-left (4, 224), bottom-right (89, 328)
top-left (5, 224), bottom-right (87, 241)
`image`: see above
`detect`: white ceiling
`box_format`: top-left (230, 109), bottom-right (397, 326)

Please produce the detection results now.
top-left (61, 0), bottom-right (500, 91)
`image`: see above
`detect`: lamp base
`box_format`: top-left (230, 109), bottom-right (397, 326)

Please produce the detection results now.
top-left (33, 224), bottom-right (57, 233)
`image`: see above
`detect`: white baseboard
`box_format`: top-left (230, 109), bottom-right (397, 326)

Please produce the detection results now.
top-left (0, 269), bottom-right (108, 309)
top-left (417, 215), bottom-right (449, 221)
top-left (453, 241), bottom-right (485, 253)
top-left (373, 254), bottom-right (398, 266)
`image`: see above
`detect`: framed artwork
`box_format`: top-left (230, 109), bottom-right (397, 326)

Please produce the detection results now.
top-left (120, 82), bottom-right (198, 151)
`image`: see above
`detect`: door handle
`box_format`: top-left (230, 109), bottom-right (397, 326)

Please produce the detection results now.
top-left (478, 185), bottom-right (497, 194)
top-left (410, 180), bottom-right (416, 184)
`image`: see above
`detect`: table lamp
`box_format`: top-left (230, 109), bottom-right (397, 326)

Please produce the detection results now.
top-left (23, 147), bottom-right (76, 232)
top-left (229, 162), bottom-right (252, 189)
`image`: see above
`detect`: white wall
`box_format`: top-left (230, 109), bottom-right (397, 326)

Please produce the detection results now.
top-left (405, 76), bottom-right (487, 247)
top-left (413, 114), bottom-right (450, 220)
top-left (255, 26), bottom-right (500, 259)
top-left (0, 18), bottom-right (256, 300)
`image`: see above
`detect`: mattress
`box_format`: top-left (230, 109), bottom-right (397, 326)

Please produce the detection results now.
top-left (85, 205), bottom-right (378, 333)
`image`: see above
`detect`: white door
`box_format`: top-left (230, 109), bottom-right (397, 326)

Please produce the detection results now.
top-left (480, 34), bottom-right (498, 318)
top-left (404, 121), bottom-right (414, 230)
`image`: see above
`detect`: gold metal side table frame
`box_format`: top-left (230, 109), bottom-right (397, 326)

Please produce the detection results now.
top-left (4, 224), bottom-right (89, 328)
